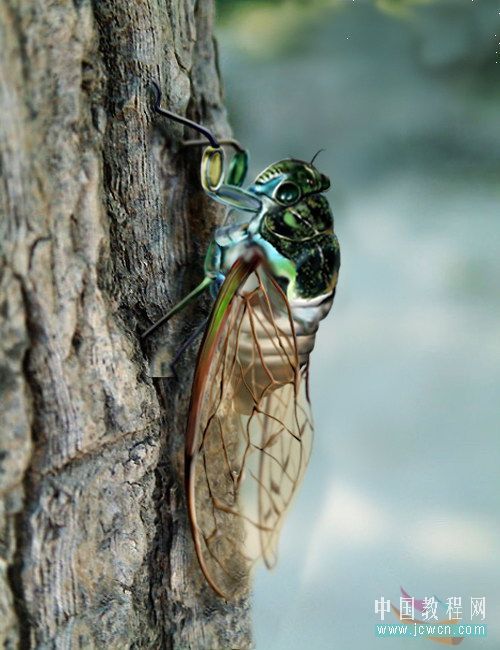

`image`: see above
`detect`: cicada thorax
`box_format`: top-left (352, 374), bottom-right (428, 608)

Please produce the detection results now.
top-left (259, 193), bottom-right (340, 301)
top-left (230, 194), bottom-right (339, 413)
top-left (212, 193), bottom-right (340, 416)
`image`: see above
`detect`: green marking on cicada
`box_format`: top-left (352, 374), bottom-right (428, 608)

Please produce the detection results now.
top-left (226, 150), bottom-right (249, 187)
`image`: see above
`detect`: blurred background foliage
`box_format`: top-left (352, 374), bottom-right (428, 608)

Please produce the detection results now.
top-left (218, 0), bottom-right (498, 76)
top-left (215, 1), bottom-right (499, 649)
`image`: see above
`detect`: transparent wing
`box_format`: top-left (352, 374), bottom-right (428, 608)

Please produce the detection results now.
top-left (186, 253), bottom-right (313, 599)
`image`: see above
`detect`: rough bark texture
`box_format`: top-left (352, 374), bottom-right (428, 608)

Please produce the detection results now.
top-left (0, 0), bottom-right (251, 647)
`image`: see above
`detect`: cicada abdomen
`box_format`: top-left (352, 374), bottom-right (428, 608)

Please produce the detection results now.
top-left (232, 272), bottom-right (334, 416)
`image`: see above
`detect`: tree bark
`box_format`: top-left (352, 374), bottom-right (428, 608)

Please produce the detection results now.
top-left (0, 0), bottom-right (251, 647)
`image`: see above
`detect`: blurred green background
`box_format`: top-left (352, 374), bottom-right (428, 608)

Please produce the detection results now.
top-left (215, 1), bottom-right (500, 648)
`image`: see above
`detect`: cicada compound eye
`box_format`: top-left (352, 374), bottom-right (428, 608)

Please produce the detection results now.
top-left (275, 181), bottom-right (301, 205)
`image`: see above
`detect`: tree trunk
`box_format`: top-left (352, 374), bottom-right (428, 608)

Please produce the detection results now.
top-left (0, 1), bottom-right (251, 647)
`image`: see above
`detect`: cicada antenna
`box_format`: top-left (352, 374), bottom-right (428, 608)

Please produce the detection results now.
top-left (150, 81), bottom-right (221, 149)
top-left (310, 148), bottom-right (326, 165)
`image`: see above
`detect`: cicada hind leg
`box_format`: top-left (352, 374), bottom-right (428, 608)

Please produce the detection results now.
top-left (230, 274), bottom-right (299, 416)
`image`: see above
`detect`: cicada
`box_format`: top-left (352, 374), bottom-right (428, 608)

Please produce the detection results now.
top-left (144, 83), bottom-right (340, 599)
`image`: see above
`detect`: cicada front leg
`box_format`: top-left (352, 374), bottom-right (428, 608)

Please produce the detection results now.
top-left (151, 81), bottom-right (259, 212)
top-left (184, 138), bottom-right (249, 187)
top-left (200, 146), bottom-right (261, 213)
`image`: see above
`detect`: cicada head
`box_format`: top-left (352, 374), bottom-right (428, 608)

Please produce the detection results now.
top-left (248, 159), bottom-right (330, 207)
